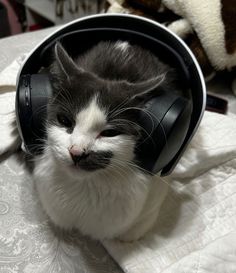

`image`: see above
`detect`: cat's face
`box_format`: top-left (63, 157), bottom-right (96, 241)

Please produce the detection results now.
top-left (46, 43), bottom-right (164, 178)
top-left (47, 94), bottom-right (137, 178)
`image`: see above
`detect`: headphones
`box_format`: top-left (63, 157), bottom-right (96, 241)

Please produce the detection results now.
top-left (15, 14), bottom-right (206, 176)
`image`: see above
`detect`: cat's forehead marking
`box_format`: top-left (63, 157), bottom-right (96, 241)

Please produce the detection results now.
top-left (115, 41), bottom-right (129, 52)
top-left (75, 96), bottom-right (107, 132)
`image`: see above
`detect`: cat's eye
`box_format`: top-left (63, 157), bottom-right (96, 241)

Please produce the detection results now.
top-left (100, 129), bottom-right (121, 137)
top-left (57, 113), bottom-right (73, 128)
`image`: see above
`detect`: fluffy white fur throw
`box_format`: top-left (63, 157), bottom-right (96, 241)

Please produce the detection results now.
top-left (163, 0), bottom-right (236, 70)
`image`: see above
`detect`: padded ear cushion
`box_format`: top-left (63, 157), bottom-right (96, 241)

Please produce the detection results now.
top-left (16, 74), bottom-right (52, 154)
top-left (135, 94), bottom-right (192, 174)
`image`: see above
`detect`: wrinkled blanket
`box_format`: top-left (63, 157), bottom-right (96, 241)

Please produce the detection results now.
top-left (1, 56), bottom-right (236, 273)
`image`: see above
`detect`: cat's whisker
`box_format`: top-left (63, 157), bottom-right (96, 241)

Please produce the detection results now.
top-left (103, 165), bottom-right (128, 182)
top-left (49, 100), bottom-right (74, 115)
top-left (110, 106), bottom-right (168, 149)
top-left (111, 158), bottom-right (175, 194)
top-left (31, 106), bottom-right (49, 121)
top-left (110, 119), bottom-right (143, 134)
top-left (111, 156), bottom-right (156, 178)
top-left (110, 157), bottom-right (142, 175)
top-left (107, 165), bottom-right (135, 184)
top-left (111, 158), bottom-right (146, 174)
top-left (110, 118), bottom-right (156, 146)
top-left (108, 96), bottom-right (132, 118)
top-left (52, 86), bottom-right (74, 110)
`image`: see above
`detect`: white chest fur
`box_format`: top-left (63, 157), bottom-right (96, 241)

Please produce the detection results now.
top-left (33, 149), bottom-right (166, 240)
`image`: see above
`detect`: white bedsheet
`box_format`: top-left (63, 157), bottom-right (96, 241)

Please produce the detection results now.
top-left (1, 57), bottom-right (236, 273)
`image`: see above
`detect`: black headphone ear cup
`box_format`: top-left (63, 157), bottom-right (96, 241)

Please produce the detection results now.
top-left (16, 74), bottom-right (52, 154)
top-left (30, 74), bottom-right (53, 154)
top-left (135, 95), bottom-right (192, 174)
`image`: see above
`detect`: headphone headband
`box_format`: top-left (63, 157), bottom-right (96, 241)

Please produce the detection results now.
top-left (40, 28), bottom-right (190, 87)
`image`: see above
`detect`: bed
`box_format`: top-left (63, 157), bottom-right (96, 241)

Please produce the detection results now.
top-left (0, 26), bottom-right (236, 273)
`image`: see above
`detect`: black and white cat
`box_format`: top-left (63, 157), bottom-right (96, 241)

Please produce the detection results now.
top-left (32, 41), bottom-right (178, 241)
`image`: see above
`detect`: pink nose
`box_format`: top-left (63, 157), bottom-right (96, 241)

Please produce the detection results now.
top-left (69, 145), bottom-right (82, 156)
top-left (69, 145), bottom-right (87, 165)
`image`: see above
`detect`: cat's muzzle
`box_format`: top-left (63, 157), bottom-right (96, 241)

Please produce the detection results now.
top-left (70, 151), bottom-right (113, 171)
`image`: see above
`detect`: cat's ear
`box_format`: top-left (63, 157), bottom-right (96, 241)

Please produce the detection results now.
top-left (54, 42), bottom-right (83, 79)
top-left (129, 73), bottom-right (166, 102)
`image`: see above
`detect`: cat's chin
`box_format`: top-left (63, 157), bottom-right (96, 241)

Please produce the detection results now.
top-left (63, 162), bottom-right (103, 180)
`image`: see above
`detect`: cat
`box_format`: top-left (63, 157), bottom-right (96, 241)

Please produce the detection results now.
top-left (32, 40), bottom-right (179, 241)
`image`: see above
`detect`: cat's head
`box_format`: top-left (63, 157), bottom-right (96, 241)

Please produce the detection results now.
top-left (46, 42), bottom-right (165, 178)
